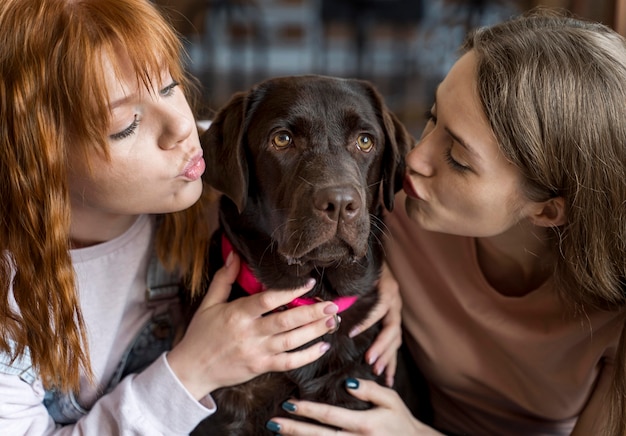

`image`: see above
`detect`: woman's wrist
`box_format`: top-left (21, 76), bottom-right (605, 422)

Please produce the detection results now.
top-left (166, 348), bottom-right (211, 400)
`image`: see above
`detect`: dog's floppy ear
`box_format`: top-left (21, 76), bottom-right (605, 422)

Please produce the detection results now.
top-left (381, 109), bottom-right (413, 211)
top-left (201, 92), bottom-right (249, 213)
top-left (358, 81), bottom-right (414, 211)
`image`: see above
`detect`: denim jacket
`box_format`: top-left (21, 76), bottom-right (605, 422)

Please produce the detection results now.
top-left (0, 251), bottom-right (182, 424)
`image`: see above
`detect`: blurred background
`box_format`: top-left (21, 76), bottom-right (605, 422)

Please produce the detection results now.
top-left (155, 0), bottom-right (626, 137)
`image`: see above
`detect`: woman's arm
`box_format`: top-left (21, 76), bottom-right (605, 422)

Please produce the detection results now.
top-left (0, 253), bottom-right (339, 435)
top-left (348, 262), bottom-right (403, 387)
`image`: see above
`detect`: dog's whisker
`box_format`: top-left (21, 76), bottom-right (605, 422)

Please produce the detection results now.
top-left (367, 179), bottom-right (382, 190)
top-left (269, 219), bottom-right (294, 240)
top-left (370, 213), bottom-right (391, 238)
top-left (293, 231), bottom-right (307, 260)
top-left (298, 175), bottom-right (315, 187)
top-left (370, 222), bottom-right (390, 241)
top-left (259, 242), bottom-right (275, 269)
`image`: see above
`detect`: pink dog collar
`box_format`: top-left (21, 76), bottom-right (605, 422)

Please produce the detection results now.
top-left (221, 234), bottom-right (357, 313)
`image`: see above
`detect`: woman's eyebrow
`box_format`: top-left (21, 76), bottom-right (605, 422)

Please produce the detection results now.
top-left (109, 92), bottom-right (137, 110)
top-left (445, 126), bottom-right (481, 161)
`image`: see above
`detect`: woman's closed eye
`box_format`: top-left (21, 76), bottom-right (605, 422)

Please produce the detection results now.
top-left (109, 114), bottom-right (139, 141)
top-left (108, 80), bottom-right (179, 141)
top-left (425, 108), bottom-right (472, 173)
top-left (445, 147), bottom-right (471, 173)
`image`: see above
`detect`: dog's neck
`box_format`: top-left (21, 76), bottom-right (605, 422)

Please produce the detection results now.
top-left (221, 234), bottom-right (357, 313)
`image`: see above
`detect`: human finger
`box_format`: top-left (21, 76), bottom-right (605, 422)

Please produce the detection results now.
top-left (198, 252), bottom-right (240, 307)
top-left (384, 352), bottom-right (398, 388)
top-left (349, 261), bottom-right (401, 338)
top-left (236, 279), bottom-right (324, 316)
top-left (347, 293), bottom-right (388, 339)
top-left (257, 298), bottom-right (339, 339)
top-left (267, 400), bottom-right (359, 435)
top-left (338, 378), bottom-right (401, 408)
top-left (263, 338), bottom-right (333, 373)
top-left (365, 322), bottom-right (402, 384)
top-left (266, 417), bottom-right (348, 436)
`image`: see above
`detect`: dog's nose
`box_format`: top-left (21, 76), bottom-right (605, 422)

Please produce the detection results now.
top-left (313, 187), bottom-right (362, 223)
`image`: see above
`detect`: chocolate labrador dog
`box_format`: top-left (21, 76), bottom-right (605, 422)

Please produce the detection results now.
top-left (193, 75), bottom-right (412, 435)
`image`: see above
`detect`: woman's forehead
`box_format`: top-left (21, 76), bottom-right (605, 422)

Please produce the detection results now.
top-left (437, 52), bottom-right (500, 161)
top-left (101, 48), bottom-right (169, 106)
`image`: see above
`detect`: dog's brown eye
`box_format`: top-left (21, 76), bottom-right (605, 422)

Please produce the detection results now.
top-left (272, 131), bottom-right (292, 149)
top-left (356, 134), bottom-right (374, 152)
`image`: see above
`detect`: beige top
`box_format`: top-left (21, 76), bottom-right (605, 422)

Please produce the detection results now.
top-left (385, 192), bottom-right (622, 435)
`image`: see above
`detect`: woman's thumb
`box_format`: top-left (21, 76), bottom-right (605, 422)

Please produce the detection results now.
top-left (201, 252), bottom-right (240, 307)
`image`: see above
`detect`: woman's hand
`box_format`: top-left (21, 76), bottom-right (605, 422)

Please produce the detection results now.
top-left (167, 252), bottom-right (339, 400)
top-left (266, 378), bottom-right (442, 436)
top-left (349, 261), bottom-right (402, 386)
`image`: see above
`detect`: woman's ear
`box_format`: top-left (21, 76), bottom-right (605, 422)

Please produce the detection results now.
top-left (530, 196), bottom-right (566, 227)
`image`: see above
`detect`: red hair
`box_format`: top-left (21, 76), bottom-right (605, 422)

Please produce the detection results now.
top-left (0, 0), bottom-right (213, 392)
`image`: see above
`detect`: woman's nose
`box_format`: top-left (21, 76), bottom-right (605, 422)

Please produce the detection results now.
top-left (406, 137), bottom-right (435, 177)
top-left (157, 106), bottom-right (194, 150)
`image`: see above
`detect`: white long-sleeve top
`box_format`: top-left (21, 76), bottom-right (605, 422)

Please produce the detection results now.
top-left (0, 215), bottom-right (215, 435)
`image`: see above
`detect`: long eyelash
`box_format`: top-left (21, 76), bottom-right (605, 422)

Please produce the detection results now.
top-left (110, 115), bottom-right (139, 140)
top-left (444, 148), bottom-right (469, 172)
top-left (160, 80), bottom-right (179, 97)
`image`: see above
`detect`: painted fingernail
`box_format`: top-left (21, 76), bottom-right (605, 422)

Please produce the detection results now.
top-left (349, 326), bottom-right (361, 338)
top-left (374, 364), bottom-right (384, 376)
top-left (225, 251), bottom-right (234, 267)
top-left (282, 401), bottom-right (297, 412)
top-left (323, 303), bottom-right (339, 314)
top-left (320, 342), bottom-right (331, 353)
top-left (346, 377), bottom-right (359, 390)
top-left (305, 278), bottom-right (316, 288)
top-left (266, 421), bottom-right (281, 432)
top-left (367, 353), bottom-right (378, 366)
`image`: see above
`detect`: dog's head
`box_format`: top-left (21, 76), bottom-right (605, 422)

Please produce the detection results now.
top-left (202, 75), bottom-right (412, 268)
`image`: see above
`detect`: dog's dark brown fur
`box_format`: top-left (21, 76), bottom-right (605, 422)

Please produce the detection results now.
top-left (192, 75), bottom-right (412, 435)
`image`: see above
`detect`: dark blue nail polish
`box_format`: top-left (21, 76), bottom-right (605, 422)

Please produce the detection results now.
top-left (282, 401), bottom-right (297, 412)
top-left (346, 377), bottom-right (359, 389)
top-left (266, 420), bottom-right (281, 432)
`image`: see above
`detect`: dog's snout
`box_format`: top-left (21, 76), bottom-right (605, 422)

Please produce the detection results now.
top-left (313, 186), bottom-right (362, 223)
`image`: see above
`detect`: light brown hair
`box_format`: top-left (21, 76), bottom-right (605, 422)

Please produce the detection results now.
top-left (0, 0), bottom-right (212, 393)
top-left (464, 9), bottom-right (626, 435)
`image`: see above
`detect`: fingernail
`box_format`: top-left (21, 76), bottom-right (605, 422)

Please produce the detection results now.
top-left (374, 364), bottom-right (383, 376)
top-left (320, 342), bottom-right (331, 353)
top-left (266, 421), bottom-right (281, 432)
top-left (346, 377), bottom-right (359, 390)
top-left (367, 353), bottom-right (378, 366)
top-left (326, 316), bottom-right (337, 329)
top-left (225, 251), bottom-right (234, 267)
top-left (282, 401), bottom-right (297, 412)
top-left (349, 326), bottom-right (361, 338)
top-left (305, 278), bottom-right (316, 288)
top-left (323, 303), bottom-right (339, 315)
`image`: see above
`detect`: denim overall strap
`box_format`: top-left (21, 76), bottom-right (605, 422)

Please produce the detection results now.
top-left (44, 251), bottom-right (183, 425)
top-left (103, 253), bottom-right (182, 392)
top-left (0, 337), bottom-right (89, 424)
